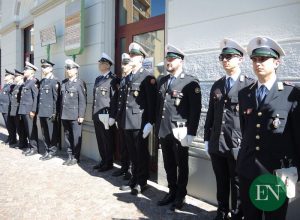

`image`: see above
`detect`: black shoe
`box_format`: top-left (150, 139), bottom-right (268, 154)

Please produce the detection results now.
top-left (93, 162), bottom-right (104, 169)
top-left (9, 140), bottom-right (17, 146)
top-left (131, 184), bottom-right (148, 195)
top-left (22, 148), bottom-right (31, 154)
top-left (170, 198), bottom-right (185, 211)
top-left (123, 171), bottom-right (132, 180)
top-left (39, 152), bottom-right (49, 160)
top-left (112, 169), bottom-right (125, 177)
top-left (120, 179), bottom-right (135, 191)
top-left (98, 164), bottom-right (113, 172)
top-left (213, 211), bottom-right (230, 220)
top-left (67, 158), bottom-right (78, 166)
top-left (25, 149), bottom-right (37, 156)
top-left (4, 138), bottom-right (10, 145)
top-left (43, 153), bottom-right (56, 161)
top-left (63, 155), bottom-right (73, 165)
top-left (157, 193), bottom-right (176, 206)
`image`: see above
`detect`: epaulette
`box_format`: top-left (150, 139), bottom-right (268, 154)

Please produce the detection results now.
top-left (283, 81), bottom-right (295, 87)
top-left (249, 81), bottom-right (257, 90)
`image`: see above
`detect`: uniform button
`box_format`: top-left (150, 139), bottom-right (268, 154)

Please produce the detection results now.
top-left (220, 132), bottom-right (224, 135)
top-left (222, 121), bottom-right (225, 124)
top-left (163, 108), bottom-right (166, 111)
top-left (223, 110), bottom-right (226, 113)
top-left (119, 95), bottom-right (121, 98)
top-left (126, 101), bottom-right (129, 104)
top-left (224, 99), bottom-right (227, 103)
top-left (256, 135), bottom-right (260, 140)
top-left (164, 100), bottom-right (167, 103)
top-left (257, 112), bottom-right (262, 116)
top-left (126, 107), bottom-right (128, 109)
top-left (256, 124), bottom-right (261, 128)
top-left (127, 95), bottom-right (129, 97)
top-left (162, 116), bottom-right (164, 119)
top-left (119, 102), bottom-right (121, 104)
top-left (256, 146), bottom-right (260, 151)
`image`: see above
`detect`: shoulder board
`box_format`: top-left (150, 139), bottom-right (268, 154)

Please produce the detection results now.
top-left (62, 79), bottom-right (68, 84)
top-left (249, 81), bottom-right (257, 90)
top-left (283, 81), bottom-right (295, 87)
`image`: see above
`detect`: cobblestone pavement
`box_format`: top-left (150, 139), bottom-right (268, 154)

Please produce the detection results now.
top-left (0, 128), bottom-right (216, 220)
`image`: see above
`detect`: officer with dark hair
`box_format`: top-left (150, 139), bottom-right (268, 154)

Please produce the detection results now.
top-left (61, 59), bottom-right (87, 166)
top-left (38, 59), bottom-right (60, 160)
top-left (19, 62), bottom-right (40, 156)
top-left (0, 69), bottom-right (17, 145)
top-left (10, 70), bottom-right (27, 149)
top-left (113, 53), bottom-right (132, 179)
top-left (156, 44), bottom-right (202, 211)
top-left (119, 42), bottom-right (157, 195)
top-left (92, 53), bottom-right (119, 172)
top-left (237, 36), bottom-right (300, 220)
top-left (204, 39), bottom-right (254, 220)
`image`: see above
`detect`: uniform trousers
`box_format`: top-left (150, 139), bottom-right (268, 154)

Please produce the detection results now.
top-left (160, 134), bottom-right (189, 199)
top-left (124, 129), bottom-right (149, 186)
top-left (62, 120), bottom-right (82, 160)
top-left (2, 113), bottom-right (16, 143)
top-left (40, 117), bottom-right (59, 153)
top-left (21, 114), bottom-right (38, 151)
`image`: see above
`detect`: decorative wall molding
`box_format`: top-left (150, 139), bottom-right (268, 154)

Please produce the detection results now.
top-left (31, 0), bottom-right (66, 16)
top-left (0, 21), bottom-right (19, 35)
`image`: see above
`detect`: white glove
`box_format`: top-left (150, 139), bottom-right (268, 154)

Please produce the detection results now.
top-left (108, 118), bottom-right (115, 126)
top-left (181, 135), bottom-right (194, 147)
top-left (204, 141), bottom-right (210, 157)
top-left (142, 123), bottom-right (153, 138)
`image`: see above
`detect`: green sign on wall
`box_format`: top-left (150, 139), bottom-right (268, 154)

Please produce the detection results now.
top-left (64, 0), bottom-right (85, 56)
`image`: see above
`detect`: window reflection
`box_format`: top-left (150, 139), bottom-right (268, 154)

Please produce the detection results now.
top-left (119, 0), bottom-right (165, 26)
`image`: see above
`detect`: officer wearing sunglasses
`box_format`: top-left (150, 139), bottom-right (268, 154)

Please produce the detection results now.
top-left (204, 39), bottom-right (254, 220)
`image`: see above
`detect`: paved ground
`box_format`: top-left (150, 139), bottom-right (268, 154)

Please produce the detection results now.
top-left (0, 127), bottom-right (216, 220)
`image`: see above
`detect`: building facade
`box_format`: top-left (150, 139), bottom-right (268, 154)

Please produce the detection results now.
top-left (1, 0), bottom-right (300, 218)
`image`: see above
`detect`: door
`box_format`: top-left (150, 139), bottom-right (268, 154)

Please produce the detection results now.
top-left (115, 0), bottom-right (166, 173)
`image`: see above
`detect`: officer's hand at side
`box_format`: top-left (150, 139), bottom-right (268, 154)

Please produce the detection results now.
top-left (78, 117), bottom-right (84, 124)
top-left (142, 123), bottom-right (153, 138)
top-left (49, 114), bottom-right (56, 122)
top-left (108, 118), bottom-right (115, 126)
top-left (204, 141), bottom-right (210, 157)
top-left (29, 112), bottom-right (35, 119)
top-left (187, 135), bottom-right (195, 146)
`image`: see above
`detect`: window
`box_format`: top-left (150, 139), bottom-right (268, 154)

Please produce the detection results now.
top-left (24, 25), bottom-right (34, 65)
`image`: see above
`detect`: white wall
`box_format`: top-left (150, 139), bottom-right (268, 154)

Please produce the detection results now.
top-left (167, 0), bottom-right (300, 139)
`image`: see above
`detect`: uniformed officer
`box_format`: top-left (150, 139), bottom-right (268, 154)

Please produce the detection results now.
top-left (204, 39), bottom-right (254, 220)
top-left (237, 36), bottom-right (300, 220)
top-left (156, 45), bottom-right (202, 211)
top-left (38, 59), bottom-right (60, 160)
top-left (112, 53), bottom-right (132, 179)
top-left (0, 69), bottom-right (17, 145)
top-left (119, 42), bottom-right (157, 195)
top-left (61, 59), bottom-right (87, 166)
top-left (19, 62), bottom-right (40, 156)
top-left (10, 70), bottom-right (27, 149)
top-left (92, 53), bottom-right (119, 171)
